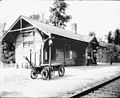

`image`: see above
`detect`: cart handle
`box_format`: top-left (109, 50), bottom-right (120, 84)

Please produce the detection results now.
top-left (23, 56), bottom-right (34, 69)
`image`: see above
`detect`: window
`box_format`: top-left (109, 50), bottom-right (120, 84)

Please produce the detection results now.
top-left (22, 31), bottom-right (34, 47)
top-left (23, 41), bottom-right (33, 47)
top-left (69, 51), bottom-right (72, 59)
top-left (72, 51), bottom-right (76, 58)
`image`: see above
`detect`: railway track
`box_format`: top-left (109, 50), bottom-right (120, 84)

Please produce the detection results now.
top-left (71, 75), bottom-right (120, 98)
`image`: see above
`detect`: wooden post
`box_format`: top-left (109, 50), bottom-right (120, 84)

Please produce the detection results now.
top-left (30, 49), bottom-right (32, 64)
top-left (39, 49), bottom-right (41, 66)
top-left (48, 34), bottom-right (52, 79)
top-left (41, 43), bottom-right (44, 65)
top-left (49, 34), bottom-right (52, 66)
top-left (20, 18), bottom-right (24, 68)
top-left (49, 45), bottom-right (51, 66)
top-left (64, 44), bottom-right (66, 65)
top-left (35, 52), bottom-right (36, 66)
top-left (33, 31), bottom-right (35, 66)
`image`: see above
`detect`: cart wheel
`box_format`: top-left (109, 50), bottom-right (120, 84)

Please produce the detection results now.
top-left (58, 65), bottom-right (65, 77)
top-left (31, 69), bottom-right (38, 79)
top-left (41, 67), bottom-right (49, 80)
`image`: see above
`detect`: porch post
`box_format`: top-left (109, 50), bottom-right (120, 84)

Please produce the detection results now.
top-left (64, 44), bottom-right (65, 65)
top-left (49, 34), bottom-right (52, 66)
top-left (41, 43), bottom-right (44, 65)
top-left (30, 49), bottom-right (32, 64)
top-left (48, 34), bottom-right (53, 79)
top-left (33, 31), bottom-right (35, 66)
top-left (49, 45), bottom-right (51, 66)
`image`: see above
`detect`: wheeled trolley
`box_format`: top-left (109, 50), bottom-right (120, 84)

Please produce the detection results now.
top-left (25, 57), bottom-right (65, 80)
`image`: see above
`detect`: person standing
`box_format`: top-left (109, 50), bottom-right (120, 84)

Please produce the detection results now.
top-left (87, 52), bottom-right (91, 66)
top-left (93, 53), bottom-right (97, 65)
top-left (110, 55), bottom-right (113, 65)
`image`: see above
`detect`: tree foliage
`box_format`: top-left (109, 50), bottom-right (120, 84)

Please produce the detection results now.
top-left (29, 14), bottom-right (49, 24)
top-left (30, 14), bottom-right (40, 20)
top-left (49, 0), bottom-right (71, 28)
top-left (97, 43), bottom-right (120, 63)
top-left (89, 32), bottom-right (96, 37)
top-left (114, 29), bottom-right (120, 45)
top-left (0, 22), bottom-right (15, 64)
top-left (100, 28), bottom-right (120, 63)
top-left (106, 31), bottom-right (113, 43)
top-left (1, 42), bottom-right (15, 63)
top-left (106, 29), bottom-right (120, 45)
top-left (107, 44), bottom-right (118, 62)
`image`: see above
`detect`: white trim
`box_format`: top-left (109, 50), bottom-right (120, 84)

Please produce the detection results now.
top-left (8, 26), bottom-right (34, 32)
top-left (7, 16), bottom-right (22, 32)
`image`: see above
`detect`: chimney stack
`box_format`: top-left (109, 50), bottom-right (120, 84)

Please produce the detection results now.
top-left (71, 23), bottom-right (77, 34)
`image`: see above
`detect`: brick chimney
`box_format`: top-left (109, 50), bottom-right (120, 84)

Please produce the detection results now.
top-left (71, 23), bottom-right (77, 34)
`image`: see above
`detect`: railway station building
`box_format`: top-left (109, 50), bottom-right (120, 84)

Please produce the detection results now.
top-left (2, 15), bottom-right (99, 68)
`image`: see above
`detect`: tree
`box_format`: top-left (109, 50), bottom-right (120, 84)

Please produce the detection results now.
top-left (89, 32), bottom-right (96, 37)
top-left (49, 0), bottom-right (71, 29)
top-left (30, 14), bottom-right (40, 20)
top-left (97, 43), bottom-right (120, 63)
top-left (1, 42), bottom-right (15, 63)
top-left (114, 29), bottom-right (120, 45)
top-left (107, 44), bottom-right (119, 64)
top-left (29, 13), bottom-right (49, 24)
top-left (106, 31), bottom-right (113, 43)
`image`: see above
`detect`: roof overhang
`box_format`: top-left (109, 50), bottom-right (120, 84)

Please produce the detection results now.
top-left (2, 15), bottom-right (50, 43)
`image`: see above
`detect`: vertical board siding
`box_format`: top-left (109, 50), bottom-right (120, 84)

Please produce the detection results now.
top-left (15, 30), bottom-right (43, 67)
top-left (15, 34), bottom-right (24, 67)
top-left (51, 35), bottom-right (88, 66)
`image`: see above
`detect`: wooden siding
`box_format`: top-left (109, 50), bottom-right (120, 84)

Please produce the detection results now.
top-left (15, 30), bottom-right (43, 67)
top-left (15, 34), bottom-right (24, 67)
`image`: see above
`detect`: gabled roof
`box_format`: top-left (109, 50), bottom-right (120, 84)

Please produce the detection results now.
top-left (3, 15), bottom-right (97, 43)
top-left (21, 16), bottom-right (94, 43)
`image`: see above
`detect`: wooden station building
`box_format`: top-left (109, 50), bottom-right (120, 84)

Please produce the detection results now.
top-left (2, 15), bottom-right (99, 68)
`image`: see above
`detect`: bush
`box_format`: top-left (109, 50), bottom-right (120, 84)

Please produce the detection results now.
top-left (97, 43), bottom-right (120, 63)
top-left (1, 42), bottom-right (15, 63)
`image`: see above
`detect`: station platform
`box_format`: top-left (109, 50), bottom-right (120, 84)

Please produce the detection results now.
top-left (0, 63), bottom-right (120, 97)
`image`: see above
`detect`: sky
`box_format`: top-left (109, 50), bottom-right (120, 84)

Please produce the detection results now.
top-left (0, 0), bottom-right (120, 40)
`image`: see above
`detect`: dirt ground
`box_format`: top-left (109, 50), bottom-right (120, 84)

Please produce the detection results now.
top-left (0, 63), bottom-right (120, 97)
